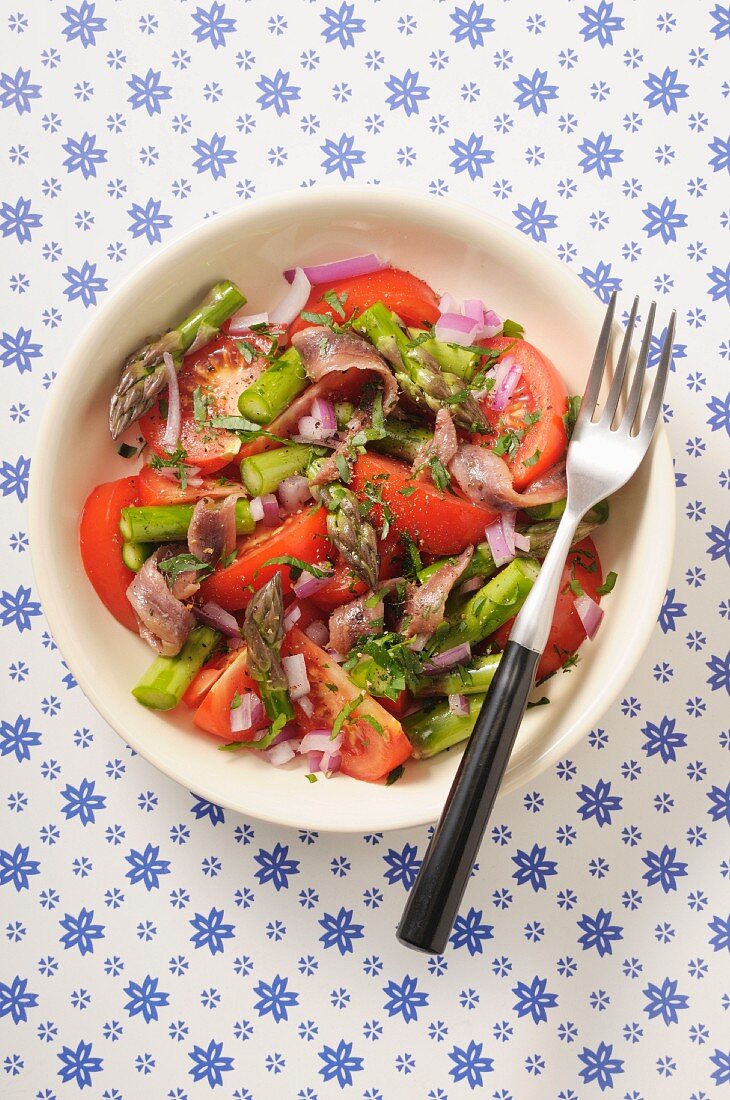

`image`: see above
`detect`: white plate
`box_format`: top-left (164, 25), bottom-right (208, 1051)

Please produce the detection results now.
top-left (29, 188), bottom-right (675, 832)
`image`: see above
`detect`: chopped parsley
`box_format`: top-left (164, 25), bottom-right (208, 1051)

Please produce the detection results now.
top-left (596, 571), bottom-right (618, 596)
top-left (157, 553), bottom-right (213, 585)
top-left (149, 445), bottom-right (190, 489)
top-left (305, 772), bottom-right (318, 783)
top-left (346, 634), bottom-right (426, 700)
top-left (526, 696), bottom-right (550, 709)
top-left (335, 452), bottom-right (351, 483)
top-left (398, 485), bottom-right (417, 498)
top-left (386, 764), bottom-right (405, 786)
top-left (563, 395), bottom-right (581, 439)
top-left (360, 474), bottom-right (395, 538)
top-left (117, 442), bottom-right (138, 459)
top-left (230, 692), bottom-right (241, 710)
top-left (265, 556), bottom-right (332, 582)
top-left (429, 456), bottom-right (451, 491)
top-left (300, 309), bottom-right (334, 326)
top-left (522, 408), bottom-right (543, 427)
top-left (493, 428), bottom-right (525, 460)
top-left (331, 692), bottom-right (365, 740)
top-left (235, 340), bottom-right (258, 365)
top-left (192, 385), bottom-right (208, 423)
top-left (523, 448), bottom-right (542, 468)
top-left (321, 289), bottom-right (348, 319)
top-left (502, 318), bottom-right (525, 338)
top-left (208, 415), bottom-right (288, 445)
top-left (361, 714), bottom-right (384, 736)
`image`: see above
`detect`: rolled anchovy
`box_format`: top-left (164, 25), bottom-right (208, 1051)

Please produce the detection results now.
top-left (320, 483), bottom-right (379, 591)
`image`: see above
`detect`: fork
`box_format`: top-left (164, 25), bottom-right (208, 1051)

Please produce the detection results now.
top-left (398, 293), bottom-right (676, 955)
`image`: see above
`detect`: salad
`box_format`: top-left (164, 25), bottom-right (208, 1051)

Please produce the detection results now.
top-left (79, 255), bottom-right (615, 784)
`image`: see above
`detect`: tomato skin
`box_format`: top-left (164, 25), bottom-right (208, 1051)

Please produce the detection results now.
top-left (138, 463), bottom-right (242, 506)
top-left (283, 627), bottom-right (412, 782)
top-left (140, 335), bottom-right (272, 475)
top-left (287, 268), bottom-right (441, 340)
top-left (79, 477), bottom-right (140, 631)
top-left (493, 538), bottom-right (604, 680)
top-left (194, 649), bottom-right (267, 741)
top-left (197, 505), bottom-right (330, 611)
top-left (472, 337), bottom-right (568, 490)
top-left (379, 690), bottom-right (413, 720)
top-left (350, 453), bottom-right (498, 557)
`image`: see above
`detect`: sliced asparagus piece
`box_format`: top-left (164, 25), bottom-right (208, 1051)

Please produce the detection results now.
top-left (319, 483), bottom-right (378, 590)
top-left (240, 443), bottom-right (322, 497)
top-left (237, 347), bottom-right (308, 425)
top-left (132, 626), bottom-right (221, 710)
top-left (431, 556), bottom-right (540, 653)
top-left (414, 653), bottom-right (500, 697)
top-left (404, 693), bottom-right (487, 759)
top-left (109, 280), bottom-right (246, 439)
top-left (121, 540), bottom-right (155, 572)
top-left (120, 501), bottom-right (254, 544)
top-left (242, 573), bottom-right (294, 724)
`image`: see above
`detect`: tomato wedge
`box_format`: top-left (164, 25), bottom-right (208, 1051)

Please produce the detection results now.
top-left (194, 649), bottom-right (267, 741)
top-left (283, 627), bottom-right (412, 781)
top-left (182, 650), bottom-right (237, 709)
top-left (287, 267), bottom-right (441, 340)
top-left (350, 453), bottom-right (497, 557)
top-left (472, 337), bottom-right (568, 490)
top-left (493, 537), bottom-right (604, 680)
top-left (197, 504), bottom-right (330, 611)
top-left (138, 463), bottom-right (243, 506)
top-left (139, 334), bottom-right (272, 475)
top-left (79, 477), bottom-right (139, 631)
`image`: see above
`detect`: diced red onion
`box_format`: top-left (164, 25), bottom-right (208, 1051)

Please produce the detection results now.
top-left (282, 653), bottom-right (310, 700)
top-left (448, 693), bottom-right (470, 716)
top-left (283, 253), bottom-right (388, 285)
top-left (481, 309), bottom-right (503, 338)
top-left (462, 299), bottom-right (485, 325)
top-left (264, 740), bottom-right (298, 766)
top-left (186, 477), bottom-right (204, 488)
top-left (278, 475), bottom-right (311, 512)
top-left (435, 312), bottom-right (481, 346)
top-left (485, 517), bottom-right (514, 567)
top-left (298, 694), bottom-right (313, 718)
top-left (308, 750), bottom-right (324, 772)
top-left (293, 569), bottom-right (332, 599)
top-left (227, 310), bottom-right (270, 335)
top-left (575, 593), bottom-right (604, 640)
top-left (304, 619), bottom-right (330, 647)
top-left (460, 576), bottom-right (484, 595)
top-left (297, 414), bottom-right (332, 443)
top-left (161, 352), bottom-right (181, 451)
top-left (514, 531), bottom-right (531, 552)
top-left (271, 722), bottom-right (300, 746)
top-left (327, 650), bottom-right (346, 664)
top-left (230, 692), bottom-right (264, 733)
top-left (321, 750), bottom-right (341, 774)
top-left (195, 601), bottom-right (242, 637)
top-left (261, 493), bottom-right (280, 527)
top-left (500, 511), bottom-right (516, 557)
top-left (300, 731), bottom-right (341, 754)
top-left (283, 604), bottom-right (302, 631)
top-left (270, 266), bottom-right (311, 326)
top-left (491, 355), bottom-right (522, 412)
top-left (424, 642), bottom-right (472, 672)
top-left (311, 396), bottom-right (337, 434)
top-left (249, 496), bottom-right (263, 522)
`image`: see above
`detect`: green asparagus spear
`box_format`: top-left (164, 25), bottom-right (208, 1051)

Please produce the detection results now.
top-left (335, 401), bottom-right (432, 464)
top-left (319, 483), bottom-right (379, 590)
top-left (109, 280), bottom-right (246, 439)
top-left (240, 443), bottom-right (322, 497)
top-left (237, 347), bottom-right (308, 424)
top-left (523, 497), bottom-right (609, 523)
top-left (431, 556), bottom-right (540, 653)
top-left (120, 501), bottom-right (254, 544)
top-left (132, 626), bottom-right (221, 710)
top-left (352, 303), bottom-right (487, 430)
top-left (121, 540), bottom-right (155, 572)
top-left (407, 333), bottom-right (482, 381)
top-left (242, 574), bottom-right (294, 724)
top-left (404, 693), bottom-right (486, 759)
top-left (414, 653), bottom-right (500, 697)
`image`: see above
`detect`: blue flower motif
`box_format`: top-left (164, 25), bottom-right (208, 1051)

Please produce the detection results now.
top-left (127, 198), bottom-right (172, 245)
top-left (709, 133), bottom-right (730, 174)
top-left (189, 907), bottom-right (235, 954)
top-left (127, 69), bottom-right (172, 116)
top-left (0, 196), bottom-right (42, 244)
top-left (0, 327), bottom-right (42, 374)
top-left (576, 779), bottom-right (622, 826)
top-left (384, 69), bottom-right (430, 116)
top-left (254, 842), bottom-right (299, 890)
top-left (124, 975), bottom-right (170, 1022)
top-left (706, 519), bottom-right (730, 563)
top-left (641, 845), bottom-right (688, 892)
top-left (321, 3), bottom-right (365, 49)
top-left (256, 70), bottom-right (301, 116)
top-left (450, 3), bottom-right (495, 47)
top-left (59, 907), bottom-right (105, 955)
top-left (642, 197), bottom-right (688, 243)
top-left (383, 842), bottom-right (421, 888)
top-left (512, 844), bottom-right (558, 891)
top-left (708, 913), bottom-right (729, 953)
top-left (320, 133), bottom-right (365, 180)
top-left (62, 262), bottom-right (107, 307)
top-left (579, 260), bottom-right (622, 302)
top-left (188, 1038), bottom-right (234, 1087)
top-left (318, 1039), bottom-right (364, 1087)
top-left (383, 975), bottom-right (429, 1022)
top-left (707, 781), bottom-right (730, 824)
top-left (643, 977), bottom-right (689, 1024)
top-left (61, 1), bottom-right (107, 48)
top-left (710, 1047), bottom-right (730, 1086)
top-left (0, 67), bottom-right (41, 114)
top-left (253, 974), bottom-right (299, 1022)
top-left (0, 583), bottom-right (41, 630)
top-left (710, 3), bottom-right (730, 37)
top-left (0, 843), bottom-right (39, 890)
top-left (513, 68), bottom-right (559, 115)
top-left (319, 906), bottom-right (364, 954)
top-left (191, 132), bottom-right (237, 179)
top-left (57, 1039), bottom-right (103, 1088)
top-left (577, 132), bottom-right (623, 178)
top-left (449, 907), bottom-right (493, 954)
top-left (577, 1041), bottom-right (624, 1090)
top-left (577, 908), bottom-right (623, 955)
top-left (706, 650), bottom-right (730, 694)
top-left (61, 778), bottom-right (106, 825)
top-left (641, 716), bottom-right (687, 763)
top-left (659, 588), bottom-right (687, 633)
top-left (448, 1040), bottom-right (494, 1087)
top-left (0, 715), bottom-right (41, 762)
top-left (0, 975), bottom-right (38, 1023)
top-left (62, 132), bottom-right (107, 179)
top-left (578, 1), bottom-right (624, 46)
top-left (707, 263), bottom-right (730, 305)
top-left (512, 975), bottom-right (558, 1023)
top-left (449, 133), bottom-right (494, 179)
top-left (643, 67), bottom-right (689, 114)
top-left (191, 3), bottom-right (236, 49)
top-left (190, 796), bottom-right (225, 824)
top-left (513, 198), bottom-right (558, 243)
top-left (125, 843), bottom-right (170, 889)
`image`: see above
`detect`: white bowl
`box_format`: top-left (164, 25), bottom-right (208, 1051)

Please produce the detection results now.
top-left (29, 189), bottom-right (674, 832)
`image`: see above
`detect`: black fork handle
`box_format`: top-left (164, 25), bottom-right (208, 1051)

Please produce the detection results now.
top-left (397, 640), bottom-right (540, 955)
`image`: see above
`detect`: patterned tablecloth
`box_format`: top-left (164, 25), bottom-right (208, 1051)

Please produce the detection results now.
top-left (1, 1), bottom-right (729, 1096)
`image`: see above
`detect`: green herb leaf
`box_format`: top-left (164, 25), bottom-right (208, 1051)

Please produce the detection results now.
top-left (300, 310), bottom-right (333, 326)
top-left (523, 448), bottom-right (542, 468)
top-left (335, 452), bottom-right (351, 484)
top-left (117, 442), bottom-right (137, 459)
top-left (429, 456), bottom-right (451, 491)
top-left (192, 385), bottom-right (207, 423)
top-left (265, 556), bottom-right (332, 582)
top-left (526, 696), bottom-right (550, 709)
top-left (596, 570), bottom-right (618, 596)
top-left (502, 318), bottom-right (525, 338)
top-left (157, 553), bottom-right (213, 585)
top-left (321, 289), bottom-right (348, 319)
top-left (398, 485), bottom-right (417, 498)
top-left (563, 395), bottom-right (581, 439)
top-left (386, 764), bottom-right (405, 786)
top-left (235, 340), bottom-right (257, 365)
top-left (331, 692), bottom-right (365, 740)
top-left (305, 772), bottom-right (318, 783)
top-left (493, 428), bottom-right (525, 460)
top-left (522, 408), bottom-right (543, 427)
top-left (361, 714), bottom-right (384, 735)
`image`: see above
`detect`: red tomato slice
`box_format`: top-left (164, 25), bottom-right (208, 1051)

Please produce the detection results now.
top-left (138, 463), bottom-right (243, 506)
top-left (350, 453), bottom-right (498, 557)
top-left (79, 476), bottom-right (139, 631)
top-left (197, 504), bottom-right (330, 611)
top-left (182, 650), bottom-right (237, 709)
top-left (379, 690), bottom-right (413, 720)
top-left (287, 268), bottom-right (441, 340)
top-left (493, 537), bottom-right (604, 680)
top-left (472, 337), bottom-right (568, 490)
top-left (139, 334), bottom-right (272, 475)
top-left (283, 627), bottom-right (412, 781)
top-left (194, 649), bottom-right (267, 741)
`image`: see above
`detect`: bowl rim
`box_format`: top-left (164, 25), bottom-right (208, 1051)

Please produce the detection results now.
top-left (28, 186), bottom-right (675, 831)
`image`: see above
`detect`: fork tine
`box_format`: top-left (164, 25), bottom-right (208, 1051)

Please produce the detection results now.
top-left (574, 291), bottom-right (616, 429)
top-left (621, 300), bottom-right (656, 433)
top-left (637, 310), bottom-right (675, 446)
top-left (602, 296), bottom-right (639, 425)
